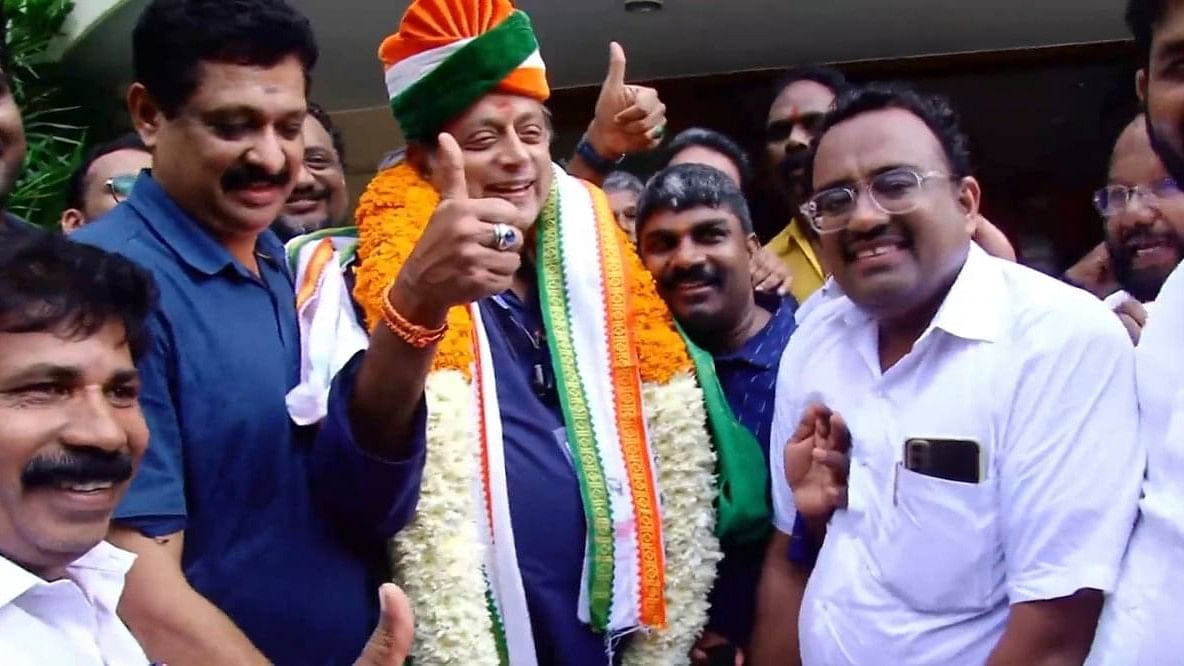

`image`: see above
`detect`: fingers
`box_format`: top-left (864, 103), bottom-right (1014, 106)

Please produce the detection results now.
top-left (1117, 312), bottom-right (1142, 344)
top-left (604, 41), bottom-right (628, 91)
top-left (467, 197), bottom-right (529, 228)
top-left (789, 403), bottom-right (829, 444)
top-left (436, 133), bottom-right (469, 201)
top-left (1116, 299), bottom-right (1148, 327)
top-left (616, 103), bottom-right (667, 136)
top-left (828, 411), bottom-right (852, 455)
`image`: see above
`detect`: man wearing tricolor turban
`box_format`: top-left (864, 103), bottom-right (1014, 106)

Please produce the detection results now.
top-left (286, 1), bottom-right (770, 664)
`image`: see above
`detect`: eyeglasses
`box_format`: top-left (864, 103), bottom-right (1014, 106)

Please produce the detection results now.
top-left (105, 174), bottom-right (138, 204)
top-left (800, 168), bottom-right (952, 234)
top-left (1092, 178), bottom-right (1180, 217)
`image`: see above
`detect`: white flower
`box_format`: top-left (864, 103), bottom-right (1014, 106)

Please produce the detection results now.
top-left (390, 370), bottom-right (720, 665)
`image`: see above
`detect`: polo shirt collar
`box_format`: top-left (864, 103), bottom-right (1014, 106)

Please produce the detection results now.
top-left (716, 292), bottom-right (795, 370)
top-left (839, 243), bottom-right (1004, 344)
top-left (127, 172), bottom-right (286, 278)
top-left (0, 541), bottom-right (136, 609)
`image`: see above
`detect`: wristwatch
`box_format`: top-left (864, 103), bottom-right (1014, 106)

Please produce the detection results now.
top-left (575, 133), bottom-right (624, 174)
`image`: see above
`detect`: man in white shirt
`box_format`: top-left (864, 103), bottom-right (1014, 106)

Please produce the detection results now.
top-left (1093, 113), bottom-right (1184, 342)
top-left (0, 233), bottom-right (155, 665)
top-left (1086, 2), bottom-right (1184, 662)
top-left (759, 83), bottom-right (1143, 665)
top-left (0, 233), bottom-right (417, 665)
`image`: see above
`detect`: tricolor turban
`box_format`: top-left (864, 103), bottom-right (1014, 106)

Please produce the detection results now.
top-left (380, 0), bottom-right (551, 142)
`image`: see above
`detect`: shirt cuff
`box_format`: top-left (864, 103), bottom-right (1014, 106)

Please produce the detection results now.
top-left (310, 352), bottom-right (427, 539)
top-left (1008, 564), bottom-right (1118, 604)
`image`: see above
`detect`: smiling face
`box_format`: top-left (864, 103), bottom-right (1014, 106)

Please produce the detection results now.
top-left (277, 114), bottom-right (348, 235)
top-left (134, 56), bottom-right (308, 239)
top-left (638, 204), bottom-right (757, 340)
top-left (812, 108), bottom-right (978, 320)
top-left (1103, 117), bottom-right (1184, 302)
top-left (0, 321), bottom-right (147, 578)
top-left (427, 93), bottom-right (553, 228)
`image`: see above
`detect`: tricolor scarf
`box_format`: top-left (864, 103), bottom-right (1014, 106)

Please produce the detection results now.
top-left (473, 167), bottom-right (669, 663)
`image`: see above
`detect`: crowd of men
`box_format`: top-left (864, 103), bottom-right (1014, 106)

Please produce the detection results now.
top-left (1, 0), bottom-right (1183, 664)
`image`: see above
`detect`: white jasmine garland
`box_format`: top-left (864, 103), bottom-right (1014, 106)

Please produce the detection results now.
top-left (391, 370), bottom-right (500, 666)
top-left (390, 371), bottom-right (719, 664)
top-left (625, 374), bottom-right (723, 664)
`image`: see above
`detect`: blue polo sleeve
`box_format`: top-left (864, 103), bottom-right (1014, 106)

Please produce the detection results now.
top-left (309, 352), bottom-right (426, 540)
top-left (113, 312), bottom-right (188, 537)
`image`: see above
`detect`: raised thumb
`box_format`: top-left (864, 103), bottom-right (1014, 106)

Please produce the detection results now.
top-left (604, 41), bottom-right (627, 89)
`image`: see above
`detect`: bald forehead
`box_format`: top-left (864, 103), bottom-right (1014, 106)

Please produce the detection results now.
top-left (1109, 115), bottom-right (1167, 182)
top-left (812, 108), bottom-right (948, 188)
top-left (1110, 117), bottom-right (1153, 167)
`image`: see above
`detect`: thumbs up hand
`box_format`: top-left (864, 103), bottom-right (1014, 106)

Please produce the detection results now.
top-left (353, 584), bottom-right (415, 666)
top-left (389, 133), bottom-right (528, 326)
top-left (586, 42), bottom-right (666, 158)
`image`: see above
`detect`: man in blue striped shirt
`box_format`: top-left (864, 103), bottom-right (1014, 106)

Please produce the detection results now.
top-left (636, 162), bottom-right (796, 664)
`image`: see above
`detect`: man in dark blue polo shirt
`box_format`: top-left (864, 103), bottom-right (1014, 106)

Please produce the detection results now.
top-left (635, 163), bottom-right (796, 664)
top-left (72, 1), bottom-right (424, 664)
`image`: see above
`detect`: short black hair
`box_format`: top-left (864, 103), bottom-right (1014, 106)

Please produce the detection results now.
top-left (66, 133), bottom-right (150, 211)
top-left (132, 0), bottom-right (318, 117)
top-left (664, 127), bottom-right (754, 190)
top-left (771, 66), bottom-right (850, 103)
top-left (1127, 0), bottom-right (1168, 65)
top-left (806, 82), bottom-right (973, 193)
top-left (602, 170), bottom-right (644, 196)
top-left (636, 163), bottom-right (753, 236)
top-left (0, 234), bottom-right (157, 360)
top-left (306, 101), bottom-right (346, 166)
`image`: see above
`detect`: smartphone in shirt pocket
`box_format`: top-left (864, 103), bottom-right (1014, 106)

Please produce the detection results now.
top-left (903, 437), bottom-right (984, 484)
top-left (877, 436), bottom-right (1000, 613)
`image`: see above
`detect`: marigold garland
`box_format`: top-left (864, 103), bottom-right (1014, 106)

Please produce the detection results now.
top-left (352, 163), bottom-right (690, 383)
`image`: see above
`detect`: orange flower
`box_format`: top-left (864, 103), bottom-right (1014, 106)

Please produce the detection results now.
top-left (353, 164), bottom-right (690, 383)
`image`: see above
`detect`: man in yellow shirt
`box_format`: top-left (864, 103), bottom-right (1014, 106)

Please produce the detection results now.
top-left (762, 68), bottom-right (848, 304)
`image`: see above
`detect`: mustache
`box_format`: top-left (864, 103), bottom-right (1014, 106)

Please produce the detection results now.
top-left (286, 185), bottom-right (328, 204)
top-left (840, 224), bottom-right (912, 261)
top-left (778, 152), bottom-right (811, 186)
top-left (222, 164), bottom-right (291, 192)
top-left (22, 448), bottom-right (134, 489)
top-left (660, 263), bottom-right (721, 291)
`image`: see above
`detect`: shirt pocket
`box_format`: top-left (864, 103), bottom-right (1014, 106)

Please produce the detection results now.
top-left (874, 465), bottom-right (999, 613)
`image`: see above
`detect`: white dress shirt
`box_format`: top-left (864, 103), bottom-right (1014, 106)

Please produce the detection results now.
top-left (770, 244), bottom-right (1143, 665)
top-left (0, 541), bottom-right (149, 665)
top-left (1088, 263), bottom-right (1184, 665)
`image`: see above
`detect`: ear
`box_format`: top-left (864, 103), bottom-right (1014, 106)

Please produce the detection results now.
top-left (60, 209), bottom-right (85, 234)
top-left (127, 83), bottom-right (164, 150)
top-left (1137, 68), bottom-right (1149, 104)
top-left (956, 176), bottom-right (982, 234)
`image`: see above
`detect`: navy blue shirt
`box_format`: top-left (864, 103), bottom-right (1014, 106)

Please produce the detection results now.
top-left (705, 293), bottom-right (797, 645)
top-left (73, 174), bottom-right (425, 665)
top-left (479, 288), bottom-right (621, 665)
